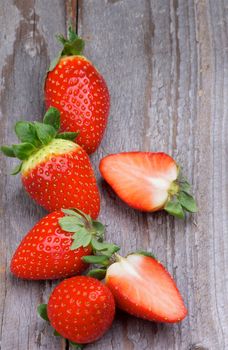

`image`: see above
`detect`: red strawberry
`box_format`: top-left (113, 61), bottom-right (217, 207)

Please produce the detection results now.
top-left (105, 253), bottom-right (187, 323)
top-left (100, 152), bottom-right (197, 218)
top-left (11, 208), bottom-right (119, 280)
top-left (40, 276), bottom-right (115, 344)
top-left (10, 210), bottom-right (89, 280)
top-left (44, 26), bottom-right (110, 154)
top-left (1, 107), bottom-right (100, 218)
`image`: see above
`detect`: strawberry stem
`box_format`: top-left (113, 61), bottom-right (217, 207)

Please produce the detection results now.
top-left (114, 253), bottom-right (125, 262)
top-left (168, 181), bottom-right (179, 196)
top-left (48, 26), bottom-right (85, 72)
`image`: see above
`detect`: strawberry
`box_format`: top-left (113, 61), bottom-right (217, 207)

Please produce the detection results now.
top-left (100, 152), bottom-right (197, 218)
top-left (38, 276), bottom-right (115, 345)
top-left (1, 107), bottom-right (100, 218)
top-left (44, 26), bottom-right (110, 154)
top-left (11, 208), bottom-right (119, 280)
top-left (105, 253), bottom-right (187, 323)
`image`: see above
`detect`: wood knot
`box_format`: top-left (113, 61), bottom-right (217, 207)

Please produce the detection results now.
top-left (189, 344), bottom-right (209, 350)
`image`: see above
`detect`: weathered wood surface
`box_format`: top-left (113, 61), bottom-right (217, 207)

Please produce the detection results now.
top-left (0, 0), bottom-right (228, 349)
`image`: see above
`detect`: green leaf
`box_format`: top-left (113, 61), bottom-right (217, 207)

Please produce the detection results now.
top-left (59, 216), bottom-right (84, 232)
top-left (87, 268), bottom-right (107, 280)
top-left (91, 239), bottom-right (112, 251)
top-left (82, 255), bottom-right (109, 265)
top-left (70, 208), bottom-right (92, 223)
top-left (180, 181), bottom-right (191, 194)
top-left (179, 191), bottom-right (198, 213)
top-left (56, 132), bottom-right (78, 141)
top-left (71, 227), bottom-right (89, 239)
top-left (92, 221), bottom-right (105, 238)
top-left (15, 122), bottom-right (40, 146)
top-left (61, 209), bottom-right (83, 217)
top-left (37, 304), bottom-right (49, 321)
top-left (102, 245), bottom-right (120, 257)
top-left (61, 208), bottom-right (88, 222)
top-left (71, 229), bottom-right (92, 249)
top-left (134, 251), bottom-right (156, 259)
top-left (12, 143), bottom-right (36, 160)
top-left (164, 200), bottom-right (185, 219)
top-left (68, 26), bottom-right (78, 42)
top-left (34, 122), bottom-right (57, 145)
top-left (53, 329), bottom-right (61, 336)
top-left (91, 239), bottom-right (120, 257)
top-left (69, 341), bottom-right (83, 349)
top-left (11, 162), bottom-right (23, 175)
top-left (43, 107), bottom-right (60, 131)
top-left (71, 38), bottom-right (85, 53)
top-left (56, 27), bottom-right (84, 58)
top-left (57, 34), bottom-right (67, 45)
top-left (1, 145), bottom-right (15, 157)
top-left (62, 39), bottom-right (85, 56)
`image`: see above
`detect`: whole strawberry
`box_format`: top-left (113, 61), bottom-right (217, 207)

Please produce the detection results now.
top-left (44, 26), bottom-right (110, 154)
top-left (38, 276), bottom-right (115, 345)
top-left (1, 107), bottom-right (100, 218)
top-left (11, 208), bottom-right (119, 280)
top-left (100, 152), bottom-right (197, 218)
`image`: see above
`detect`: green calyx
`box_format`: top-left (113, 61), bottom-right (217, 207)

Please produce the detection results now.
top-left (164, 171), bottom-right (198, 219)
top-left (37, 304), bottom-right (49, 322)
top-left (1, 107), bottom-right (79, 175)
top-left (49, 26), bottom-right (85, 71)
top-left (59, 208), bottom-right (120, 262)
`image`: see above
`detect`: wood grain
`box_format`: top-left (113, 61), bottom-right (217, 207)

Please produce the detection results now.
top-left (0, 0), bottom-right (228, 350)
top-left (76, 0), bottom-right (228, 349)
top-left (0, 1), bottom-right (70, 349)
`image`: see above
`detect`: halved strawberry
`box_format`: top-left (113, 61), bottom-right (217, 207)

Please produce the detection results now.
top-left (100, 152), bottom-right (197, 218)
top-left (44, 26), bottom-right (110, 154)
top-left (1, 107), bottom-right (100, 218)
top-left (105, 253), bottom-right (187, 323)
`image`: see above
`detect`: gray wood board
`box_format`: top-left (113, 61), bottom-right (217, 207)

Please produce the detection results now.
top-left (0, 1), bottom-right (69, 349)
top-left (0, 0), bottom-right (228, 350)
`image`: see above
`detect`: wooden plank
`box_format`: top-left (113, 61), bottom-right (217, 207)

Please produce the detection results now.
top-left (0, 1), bottom-right (72, 349)
top-left (1, 1), bottom-right (228, 350)
top-left (75, 0), bottom-right (228, 349)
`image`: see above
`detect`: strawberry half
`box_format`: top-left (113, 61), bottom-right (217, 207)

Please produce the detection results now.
top-left (44, 26), bottom-right (110, 154)
top-left (1, 107), bottom-right (100, 218)
top-left (100, 152), bottom-right (197, 218)
top-left (105, 253), bottom-right (187, 323)
top-left (38, 276), bottom-right (115, 345)
top-left (11, 208), bottom-right (119, 280)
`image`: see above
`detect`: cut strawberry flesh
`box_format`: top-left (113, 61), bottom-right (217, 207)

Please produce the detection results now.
top-left (100, 152), bottom-right (178, 212)
top-left (106, 254), bottom-right (187, 323)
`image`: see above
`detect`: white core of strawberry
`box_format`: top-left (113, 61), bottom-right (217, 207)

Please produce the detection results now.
top-left (146, 166), bottom-right (178, 208)
top-left (147, 177), bottom-right (172, 208)
top-left (106, 254), bottom-right (143, 280)
top-left (106, 255), bottom-right (140, 279)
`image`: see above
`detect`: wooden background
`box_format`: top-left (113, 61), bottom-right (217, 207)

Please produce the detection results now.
top-left (0, 0), bottom-right (227, 349)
